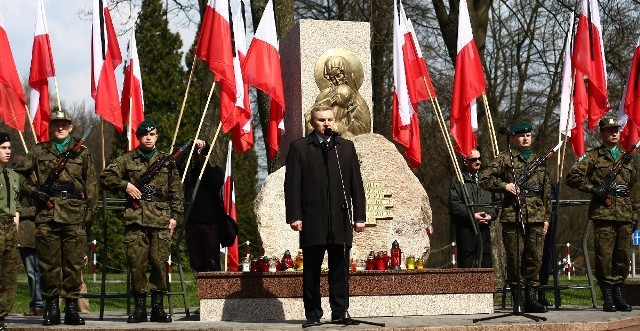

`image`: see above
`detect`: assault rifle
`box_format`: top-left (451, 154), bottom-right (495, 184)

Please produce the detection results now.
top-left (515, 141), bottom-right (563, 189)
top-left (128, 139), bottom-right (194, 210)
top-left (592, 140), bottom-right (640, 206)
top-left (40, 126), bottom-right (93, 209)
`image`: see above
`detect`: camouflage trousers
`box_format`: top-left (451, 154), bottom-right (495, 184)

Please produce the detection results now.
top-left (502, 222), bottom-right (545, 287)
top-left (592, 220), bottom-right (633, 285)
top-left (0, 218), bottom-right (17, 318)
top-left (36, 221), bottom-right (86, 299)
top-left (124, 225), bottom-right (172, 294)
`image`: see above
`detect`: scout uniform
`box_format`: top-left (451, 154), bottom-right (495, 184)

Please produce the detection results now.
top-left (566, 116), bottom-right (638, 312)
top-left (100, 119), bottom-right (183, 323)
top-left (15, 110), bottom-right (98, 326)
top-left (0, 133), bottom-right (22, 331)
top-left (479, 122), bottom-right (551, 313)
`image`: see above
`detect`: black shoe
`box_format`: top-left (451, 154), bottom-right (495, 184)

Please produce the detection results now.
top-left (43, 296), bottom-right (61, 326)
top-left (127, 293), bottom-right (148, 323)
top-left (601, 284), bottom-right (617, 312)
top-left (302, 318), bottom-right (321, 327)
top-left (0, 318), bottom-right (5, 331)
top-left (524, 287), bottom-right (548, 313)
top-left (332, 311), bottom-right (351, 322)
top-left (613, 284), bottom-right (633, 312)
top-left (149, 292), bottom-right (171, 323)
top-left (63, 299), bottom-right (85, 325)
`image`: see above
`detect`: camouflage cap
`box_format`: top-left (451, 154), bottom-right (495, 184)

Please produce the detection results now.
top-left (510, 122), bottom-right (532, 134)
top-left (50, 109), bottom-right (72, 123)
top-left (598, 116), bottom-right (620, 130)
top-left (135, 119), bottom-right (157, 137)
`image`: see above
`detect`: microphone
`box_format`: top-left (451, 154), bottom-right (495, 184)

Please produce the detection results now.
top-left (498, 127), bottom-right (513, 136)
top-left (323, 128), bottom-right (340, 137)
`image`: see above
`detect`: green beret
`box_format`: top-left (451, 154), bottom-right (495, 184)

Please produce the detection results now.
top-left (510, 122), bottom-right (532, 134)
top-left (136, 119), bottom-right (157, 137)
top-left (0, 132), bottom-right (10, 143)
top-left (598, 116), bottom-right (620, 130)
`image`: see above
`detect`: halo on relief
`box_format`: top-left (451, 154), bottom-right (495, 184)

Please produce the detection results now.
top-left (314, 48), bottom-right (364, 91)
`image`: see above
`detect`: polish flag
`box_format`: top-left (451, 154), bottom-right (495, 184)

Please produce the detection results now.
top-left (571, 72), bottom-right (588, 157)
top-left (404, 17), bottom-right (436, 105)
top-left (121, 30), bottom-right (145, 151)
top-left (572, 0), bottom-right (608, 130)
top-left (29, 0), bottom-right (55, 142)
top-left (392, 1), bottom-right (421, 168)
top-left (0, 10), bottom-right (27, 132)
top-left (619, 35), bottom-right (640, 151)
top-left (195, 0), bottom-right (237, 133)
top-left (242, 0), bottom-right (285, 160)
top-left (223, 141), bottom-right (239, 271)
top-left (450, 0), bottom-right (486, 157)
top-left (558, 13), bottom-right (586, 157)
top-left (92, 0), bottom-right (123, 133)
top-left (229, 2), bottom-right (253, 153)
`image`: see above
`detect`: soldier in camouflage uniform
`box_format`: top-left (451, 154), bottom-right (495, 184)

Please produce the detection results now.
top-left (100, 119), bottom-right (183, 323)
top-left (479, 122), bottom-right (551, 314)
top-left (0, 133), bottom-right (23, 331)
top-left (14, 110), bottom-right (98, 326)
top-left (566, 117), bottom-right (638, 312)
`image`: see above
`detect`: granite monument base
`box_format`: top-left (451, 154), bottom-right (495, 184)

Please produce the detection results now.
top-left (196, 268), bottom-right (495, 321)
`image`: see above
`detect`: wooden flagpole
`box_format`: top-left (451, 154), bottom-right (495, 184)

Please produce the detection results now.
top-left (481, 94), bottom-right (499, 157)
top-left (169, 58), bottom-right (198, 153)
top-left (24, 105), bottom-right (38, 143)
top-left (181, 81), bottom-right (217, 183)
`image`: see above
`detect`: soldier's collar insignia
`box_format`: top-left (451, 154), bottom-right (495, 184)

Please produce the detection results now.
top-left (577, 154), bottom-right (587, 162)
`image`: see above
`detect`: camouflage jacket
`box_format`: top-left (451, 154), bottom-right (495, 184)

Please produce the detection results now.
top-left (565, 145), bottom-right (640, 222)
top-left (479, 150), bottom-right (551, 223)
top-left (100, 148), bottom-right (184, 228)
top-left (14, 139), bottom-right (98, 224)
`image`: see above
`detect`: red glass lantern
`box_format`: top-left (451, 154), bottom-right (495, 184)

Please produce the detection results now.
top-left (390, 240), bottom-right (401, 270)
top-left (366, 251), bottom-right (375, 270)
top-left (375, 251), bottom-right (386, 270)
top-left (281, 250), bottom-right (294, 271)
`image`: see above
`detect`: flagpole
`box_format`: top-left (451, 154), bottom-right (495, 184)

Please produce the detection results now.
top-left (24, 104), bottom-right (37, 145)
top-left (6, 101), bottom-right (29, 153)
top-left (481, 94), bottom-right (499, 157)
top-left (558, 70), bottom-right (576, 183)
top-left (170, 57), bottom-right (198, 153)
top-left (100, 119), bottom-right (106, 169)
top-left (181, 81), bottom-right (217, 183)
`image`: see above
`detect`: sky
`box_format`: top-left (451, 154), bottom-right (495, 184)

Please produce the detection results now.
top-left (1, 0), bottom-right (250, 108)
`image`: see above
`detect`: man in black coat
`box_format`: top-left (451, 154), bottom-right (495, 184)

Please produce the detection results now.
top-left (284, 104), bottom-right (366, 326)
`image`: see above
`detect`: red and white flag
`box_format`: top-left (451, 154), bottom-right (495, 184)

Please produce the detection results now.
top-left (391, 1), bottom-right (422, 168)
top-left (195, 0), bottom-right (237, 133)
top-left (404, 17), bottom-right (436, 105)
top-left (558, 13), bottom-right (586, 157)
top-left (450, 0), bottom-right (486, 157)
top-left (572, 0), bottom-right (608, 130)
top-left (242, 0), bottom-right (285, 160)
top-left (92, 0), bottom-right (123, 133)
top-left (230, 2), bottom-right (253, 153)
top-left (0, 10), bottom-right (26, 132)
top-left (618, 35), bottom-right (640, 151)
top-left (121, 30), bottom-right (145, 151)
top-left (29, 0), bottom-right (55, 142)
top-left (223, 141), bottom-right (239, 271)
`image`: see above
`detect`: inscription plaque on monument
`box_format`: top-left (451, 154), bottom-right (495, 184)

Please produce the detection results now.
top-left (364, 180), bottom-right (393, 225)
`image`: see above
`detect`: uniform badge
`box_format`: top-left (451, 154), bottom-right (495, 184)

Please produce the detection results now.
top-left (577, 154), bottom-right (587, 162)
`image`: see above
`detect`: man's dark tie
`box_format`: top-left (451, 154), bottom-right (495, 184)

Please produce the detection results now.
top-left (3, 169), bottom-right (10, 209)
top-left (321, 140), bottom-right (329, 151)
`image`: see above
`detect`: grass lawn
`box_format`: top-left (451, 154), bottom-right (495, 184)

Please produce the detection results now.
top-left (11, 273), bottom-right (613, 314)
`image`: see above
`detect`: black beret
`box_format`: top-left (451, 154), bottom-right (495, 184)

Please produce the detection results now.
top-left (510, 122), bottom-right (532, 134)
top-left (0, 132), bottom-right (10, 143)
top-left (135, 119), bottom-right (157, 137)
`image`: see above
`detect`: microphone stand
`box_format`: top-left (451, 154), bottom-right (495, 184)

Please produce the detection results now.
top-left (303, 131), bottom-right (384, 328)
top-left (473, 133), bottom-right (546, 323)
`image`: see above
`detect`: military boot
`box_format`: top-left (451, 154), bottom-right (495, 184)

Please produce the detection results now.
top-left (524, 287), bottom-right (547, 313)
top-left (63, 299), bottom-right (85, 325)
top-left (42, 296), bottom-right (61, 326)
top-left (601, 284), bottom-right (617, 312)
top-left (510, 287), bottom-right (523, 313)
top-left (149, 292), bottom-right (172, 323)
top-left (538, 289), bottom-right (551, 306)
top-left (127, 293), bottom-right (148, 323)
top-left (0, 317), bottom-right (6, 331)
top-left (613, 284), bottom-right (633, 312)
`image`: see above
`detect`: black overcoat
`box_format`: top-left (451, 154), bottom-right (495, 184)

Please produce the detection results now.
top-left (284, 134), bottom-right (366, 247)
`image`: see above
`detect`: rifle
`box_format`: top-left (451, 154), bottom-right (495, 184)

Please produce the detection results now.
top-left (128, 139), bottom-right (194, 210)
top-left (593, 140), bottom-right (640, 206)
top-left (40, 126), bottom-right (93, 209)
top-left (515, 141), bottom-right (563, 189)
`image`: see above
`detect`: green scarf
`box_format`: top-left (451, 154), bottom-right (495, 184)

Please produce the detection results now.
top-left (139, 148), bottom-right (156, 160)
top-left (53, 136), bottom-right (72, 153)
top-left (606, 145), bottom-right (620, 160)
top-left (517, 148), bottom-right (532, 161)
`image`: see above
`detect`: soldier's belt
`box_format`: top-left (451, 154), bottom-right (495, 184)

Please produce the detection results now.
top-left (49, 191), bottom-right (85, 200)
top-left (141, 193), bottom-right (165, 202)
